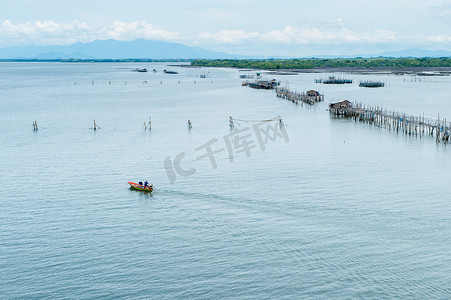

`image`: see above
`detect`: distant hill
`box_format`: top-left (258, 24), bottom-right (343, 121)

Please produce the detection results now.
top-left (0, 39), bottom-right (245, 60)
top-left (1, 40), bottom-right (450, 60)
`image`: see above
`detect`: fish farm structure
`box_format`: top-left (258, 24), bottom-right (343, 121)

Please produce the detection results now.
top-left (242, 79), bottom-right (280, 90)
top-left (315, 76), bottom-right (353, 84)
top-left (240, 74), bottom-right (255, 79)
top-left (329, 100), bottom-right (450, 143)
top-left (276, 88), bottom-right (324, 105)
top-left (359, 81), bottom-right (385, 88)
top-left (242, 79), bottom-right (323, 105)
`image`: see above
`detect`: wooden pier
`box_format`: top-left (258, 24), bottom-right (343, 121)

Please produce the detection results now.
top-left (275, 87), bottom-right (324, 105)
top-left (242, 79), bottom-right (280, 90)
top-left (242, 79), bottom-right (324, 105)
top-left (329, 100), bottom-right (451, 143)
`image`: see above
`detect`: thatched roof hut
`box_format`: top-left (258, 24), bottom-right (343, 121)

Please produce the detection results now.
top-left (307, 90), bottom-right (320, 97)
top-left (329, 100), bottom-right (352, 110)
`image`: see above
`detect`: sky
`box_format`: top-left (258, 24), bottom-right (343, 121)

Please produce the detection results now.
top-left (1, 0), bottom-right (451, 56)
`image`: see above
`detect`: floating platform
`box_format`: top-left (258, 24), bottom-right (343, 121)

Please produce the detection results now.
top-left (359, 81), bottom-right (384, 88)
top-left (242, 79), bottom-right (280, 89)
top-left (315, 76), bottom-right (353, 84)
top-left (240, 74), bottom-right (255, 79)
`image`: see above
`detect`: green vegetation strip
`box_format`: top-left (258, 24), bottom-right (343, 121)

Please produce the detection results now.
top-left (191, 58), bottom-right (451, 69)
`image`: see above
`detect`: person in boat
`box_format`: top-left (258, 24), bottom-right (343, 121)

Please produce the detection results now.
top-left (144, 180), bottom-right (149, 188)
top-left (139, 181), bottom-right (143, 186)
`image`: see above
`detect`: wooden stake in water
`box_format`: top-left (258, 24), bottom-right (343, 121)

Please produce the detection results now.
top-left (437, 113), bottom-right (440, 143)
top-left (278, 116), bottom-right (284, 128)
top-left (93, 120), bottom-right (100, 131)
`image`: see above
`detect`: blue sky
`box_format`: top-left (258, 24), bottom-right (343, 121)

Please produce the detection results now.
top-left (1, 0), bottom-right (451, 56)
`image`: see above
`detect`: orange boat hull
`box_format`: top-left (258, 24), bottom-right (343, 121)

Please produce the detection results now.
top-left (128, 181), bottom-right (153, 192)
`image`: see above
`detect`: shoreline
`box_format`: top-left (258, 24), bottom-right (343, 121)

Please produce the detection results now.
top-left (190, 57), bottom-right (451, 75)
top-left (267, 66), bottom-right (451, 75)
top-left (2, 59), bottom-right (450, 75)
top-left (178, 63), bottom-right (451, 75)
top-left (193, 65), bottom-right (451, 76)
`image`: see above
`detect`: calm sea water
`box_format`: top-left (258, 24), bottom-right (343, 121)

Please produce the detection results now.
top-left (0, 62), bottom-right (450, 299)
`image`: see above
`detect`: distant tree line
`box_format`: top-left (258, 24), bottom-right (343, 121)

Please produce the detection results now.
top-left (0, 58), bottom-right (191, 62)
top-left (191, 58), bottom-right (451, 69)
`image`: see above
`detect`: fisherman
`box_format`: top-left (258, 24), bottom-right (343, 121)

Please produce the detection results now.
top-left (144, 180), bottom-right (149, 187)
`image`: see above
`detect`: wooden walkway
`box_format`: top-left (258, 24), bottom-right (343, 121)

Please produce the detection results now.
top-left (275, 87), bottom-right (323, 105)
top-left (242, 79), bottom-right (323, 105)
top-left (243, 79), bottom-right (449, 143)
top-left (330, 102), bottom-right (451, 143)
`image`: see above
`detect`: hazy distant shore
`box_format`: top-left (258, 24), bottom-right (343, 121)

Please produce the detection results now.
top-left (0, 58), bottom-right (190, 63)
top-left (190, 58), bottom-right (451, 75)
top-left (2, 58), bottom-right (450, 75)
top-left (265, 67), bottom-right (451, 75)
top-left (180, 64), bottom-right (451, 75)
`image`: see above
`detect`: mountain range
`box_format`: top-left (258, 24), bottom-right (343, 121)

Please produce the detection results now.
top-left (0, 39), bottom-right (450, 59)
top-left (0, 39), bottom-right (244, 60)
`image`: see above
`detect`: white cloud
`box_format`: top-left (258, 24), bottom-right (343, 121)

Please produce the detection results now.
top-left (0, 20), bottom-right (92, 46)
top-left (1, 20), bottom-right (89, 36)
top-left (198, 26), bottom-right (399, 46)
top-left (0, 20), bottom-right (179, 46)
top-left (0, 19), bottom-right (450, 51)
top-left (101, 20), bottom-right (179, 41)
top-left (428, 4), bottom-right (451, 19)
top-left (427, 34), bottom-right (451, 42)
top-left (198, 29), bottom-right (259, 44)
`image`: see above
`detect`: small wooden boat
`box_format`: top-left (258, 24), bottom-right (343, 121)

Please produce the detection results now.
top-left (132, 68), bottom-right (148, 72)
top-left (128, 181), bottom-right (153, 192)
